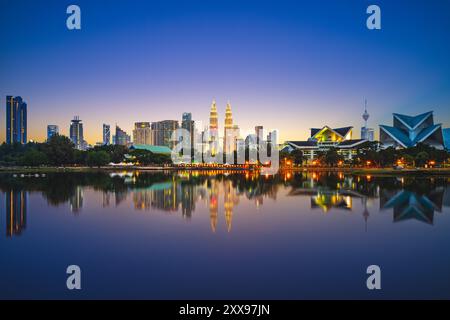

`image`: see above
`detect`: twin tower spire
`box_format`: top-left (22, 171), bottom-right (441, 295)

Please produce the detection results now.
top-left (209, 99), bottom-right (233, 131)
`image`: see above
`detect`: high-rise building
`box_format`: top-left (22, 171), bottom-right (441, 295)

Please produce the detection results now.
top-left (70, 116), bottom-right (84, 150)
top-left (255, 126), bottom-right (264, 145)
top-left (103, 124), bottom-right (111, 145)
top-left (181, 113), bottom-right (195, 148)
top-left (114, 125), bottom-right (131, 146)
top-left (361, 100), bottom-right (375, 141)
top-left (133, 122), bottom-right (152, 145)
top-left (209, 100), bottom-right (219, 155)
top-left (6, 96), bottom-right (27, 144)
top-left (151, 120), bottom-right (179, 148)
top-left (47, 125), bottom-right (59, 141)
top-left (224, 102), bottom-right (236, 155)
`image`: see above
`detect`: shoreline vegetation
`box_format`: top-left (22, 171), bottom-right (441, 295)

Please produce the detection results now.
top-left (2, 165), bottom-right (450, 176)
top-left (1, 135), bottom-right (450, 177)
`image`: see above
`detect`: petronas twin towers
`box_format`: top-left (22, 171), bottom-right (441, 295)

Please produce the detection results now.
top-left (209, 99), bottom-right (239, 154)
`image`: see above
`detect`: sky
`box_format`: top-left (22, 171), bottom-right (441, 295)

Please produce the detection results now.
top-left (1, 0), bottom-right (450, 144)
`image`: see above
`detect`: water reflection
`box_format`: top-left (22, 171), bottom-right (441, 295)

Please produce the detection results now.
top-left (5, 189), bottom-right (27, 237)
top-left (1, 171), bottom-right (450, 237)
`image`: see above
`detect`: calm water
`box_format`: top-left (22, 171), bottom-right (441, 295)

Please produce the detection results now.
top-left (1, 170), bottom-right (450, 299)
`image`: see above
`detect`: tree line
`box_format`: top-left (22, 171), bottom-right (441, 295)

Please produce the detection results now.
top-left (0, 135), bottom-right (172, 167)
top-left (281, 141), bottom-right (450, 167)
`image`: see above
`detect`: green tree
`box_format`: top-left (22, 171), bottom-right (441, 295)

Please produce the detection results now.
top-left (324, 148), bottom-right (343, 166)
top-left (87, 151), bottom-right (110, 167)
top-left (415, 151), bottom-right (429, 167)
top-left (291, 149), bottom-right (304, 166)
top-left (43, 135), bottom-right (75, 166)
top-left (20, 149), bottom-right (49, 166)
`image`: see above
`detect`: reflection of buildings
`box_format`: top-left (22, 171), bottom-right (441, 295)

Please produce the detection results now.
top-left (311, 191), bottom-right (353, 212)
top-left (5, 190), bottom-right (27, 237)
top-left (224, 180), bottom-right (240, 232)
top-left (381, 189), bottom-right (444, 225)
top-left (288, 175), bottom-right (365, 212)
top-left (133, 181), bottom-right (198, 217)
top-left (69, 186), bottom-right (83, 213)
top-left (209, 180), bottom-right (219, 232)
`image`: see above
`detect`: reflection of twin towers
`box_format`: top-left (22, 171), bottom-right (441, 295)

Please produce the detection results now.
top-left (209, 180), bottom-right (240, 232)
top-left (132, 179), bottom-right (240, 232)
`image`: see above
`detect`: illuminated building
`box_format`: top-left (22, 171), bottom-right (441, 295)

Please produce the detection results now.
top-left (70, 116), bottom-right (86, 150)
top-left (444, 128), bottom-right (450, 150)
top-left (224, 102), bottom-right (239, 156)
top-left (380, 111), bottom-right (445, 149)
top-left (286, 126), bottom-right (367, 162)
top-left (151, 120), bottom-right (179, 148)
top-left (133, 122), bottom-right (152, 145)
top-left (209, 99), bottom-right (219, 155)
top-left (255, 126), bottom-right (263, 145)
top-left (361, 100), bottom-right (374, 141)
top-left (6, 96), bottom-right (27, 144)
top-left (181, 112), bottom-right (195, 149)
top-left (47, 125), bottom-right (59, 141)
top-left (103, 124), bottom-right (111, 145)
top-left (114, 125), bottom-right (131, 146)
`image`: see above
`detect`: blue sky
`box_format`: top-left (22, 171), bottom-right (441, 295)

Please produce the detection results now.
top-left (1, 0), bottom-right (450, 143)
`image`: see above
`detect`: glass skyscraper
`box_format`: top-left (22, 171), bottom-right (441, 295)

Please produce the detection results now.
top-left (114, 125), bottom-right (130, 146)
top-left (103, 124), bottom-right (111, 145)
top-left (6, 96), bottom-right (27, 144)
top-left (47, 125), bottom-right (59, 141)
top-left (70, 116), bottom-right (84, 150)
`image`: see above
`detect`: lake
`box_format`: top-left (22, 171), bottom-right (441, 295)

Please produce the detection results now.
top-left (1, 170), bottom-right (450, 299)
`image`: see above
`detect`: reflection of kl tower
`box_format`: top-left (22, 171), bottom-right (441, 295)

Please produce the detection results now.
top-left (362, 197), bottom-right (370, 232)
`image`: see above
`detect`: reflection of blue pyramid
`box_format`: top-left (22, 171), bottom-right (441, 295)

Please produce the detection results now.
top-left (382, 191), bottom-right (438, 224)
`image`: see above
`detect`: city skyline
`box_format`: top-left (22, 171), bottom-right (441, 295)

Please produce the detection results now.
top-left (1, 0), bottom-right (450, 144)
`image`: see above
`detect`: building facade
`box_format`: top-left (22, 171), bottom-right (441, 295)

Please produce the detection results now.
top-left (103, 124), bottom-right (111, 145)
top-left (286, 126), bottom-right (367, 162)
top-left (133, 122), bottom-right (152, 145)
top-left (6, 96), bottom-right (27, 144)
top-left (223, 102), bottom-right (239, 155)
top-left (70, 116), bottom-right (84, 150)
top-left (379, 111), bottom-right (444, 149)
top-left (114, 125), bottom-right (131, 146)
top-left (47, 125), bottom-right (59, 141)
top-left (181, 113), bottom-right (195, 148)
top-left (151, 120), bottom-right (179, 148)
